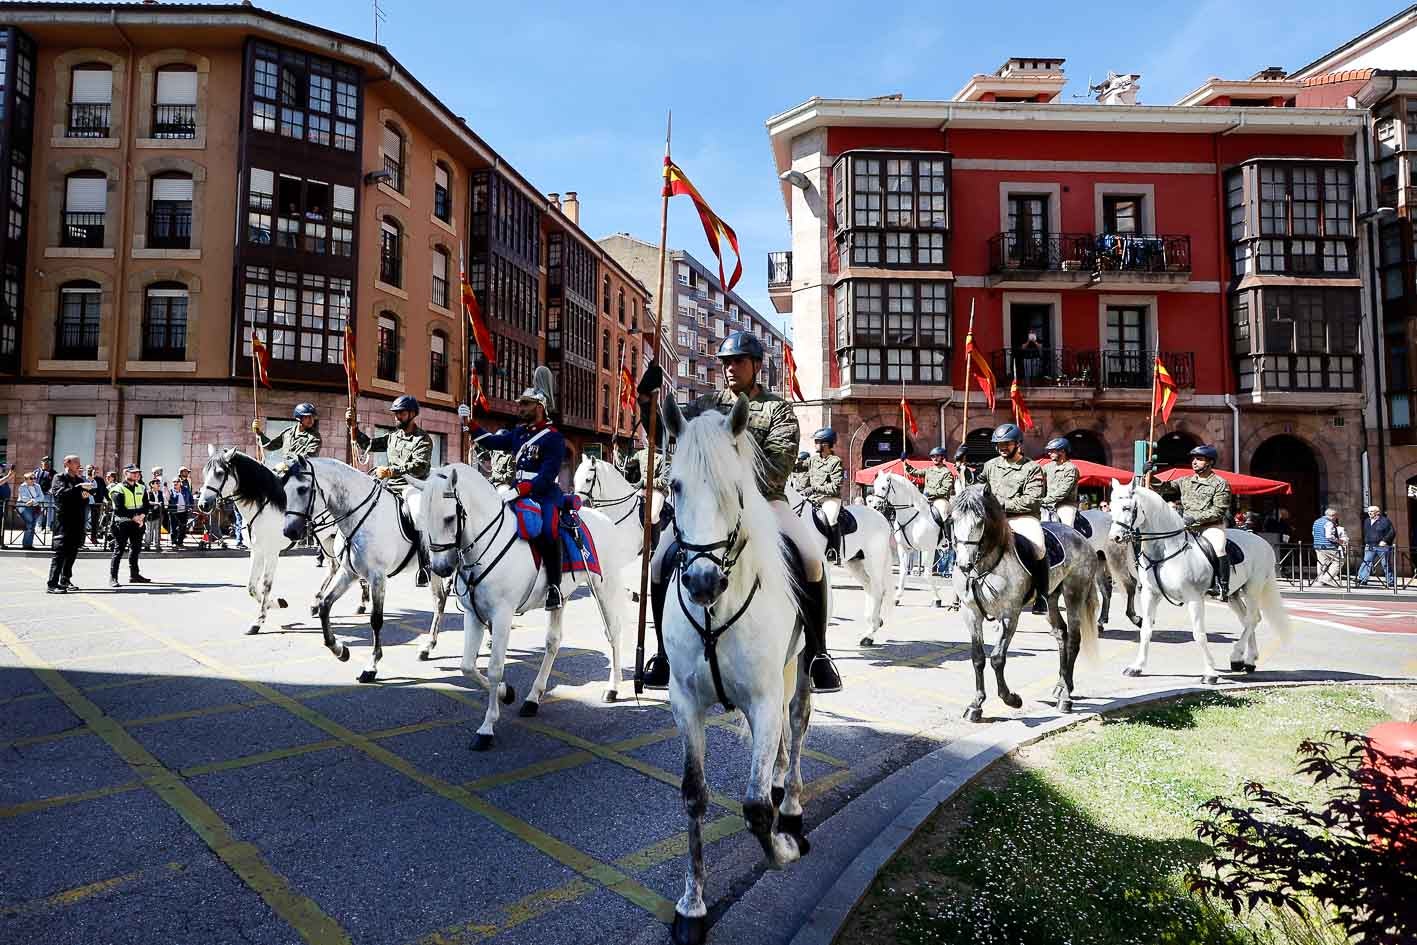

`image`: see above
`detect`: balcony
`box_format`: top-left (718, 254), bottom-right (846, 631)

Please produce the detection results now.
top-left (987, 232), bottom-right (1192, 289)
top-left (152, 104), bottom-right (197, 139)
top-left (1241, 353), bottom-right (1359, 394)
top-left (61, 212), bottom-right (105, 248)
top-left (66, 102), bottom-right (111, 138)
top-left (148, 206), bottom-right (192, 250)
top-left (767, 251), bottom-right (792, 314)
top-left (990, 347), bottom-right (1196, 391)
top-left (383, 154), bottom-right (403, 193)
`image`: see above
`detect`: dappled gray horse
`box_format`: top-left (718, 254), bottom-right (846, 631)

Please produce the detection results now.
top-left (951, 485), bottom-right (1100, 718)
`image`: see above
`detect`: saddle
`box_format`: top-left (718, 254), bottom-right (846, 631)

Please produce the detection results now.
top-left (1017, 525), bottom-right (1068, 571)
top-left (1073, 515), bottom-right (1093, 540)
top-left (809, 505), bottom-right (858, 538)
top-left (514, 496), bottom-right (602, 577)
top-left (930, 505), bottom-right (946, 530)
top-left (1195, 534), bottom-right (1246, 570)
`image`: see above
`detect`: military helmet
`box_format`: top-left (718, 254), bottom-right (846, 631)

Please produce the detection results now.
top-left (389, 395), bottom-right (420, 415)
top-left (716, 331), bottom-right (765, 362)
top-left (293, 402), bottom-right (318, 419)
top-left (797, 450), bottom-right (810, 462)
top-left (812, 427), bottom-right (837, 445)
top-left (929, 446), bottom-right (948, 459)
top-left (1190, 444), bottom-right (1219, 462)
top-left (1045, 436), bottom-right (1070, 453)
top-left (991, 423), bottom-right (1023, 444)
top-left (953, 444), bottom-right (969, 461)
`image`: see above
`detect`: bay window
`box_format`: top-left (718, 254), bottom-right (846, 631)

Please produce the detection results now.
top-left (832, 151), bottom-right (950, 271)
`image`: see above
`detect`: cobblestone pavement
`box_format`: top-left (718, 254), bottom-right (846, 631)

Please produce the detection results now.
top-left (2, 554), bottom-right (1413, 945)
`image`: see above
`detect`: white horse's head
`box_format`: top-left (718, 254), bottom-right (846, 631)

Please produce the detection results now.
top-left (573, 454), bottom-right (609, 504)
top-left (1108, 478), bottom-right (1142, 544)
top-left (408, 465), bottom-right (469, 579)
top-left (867, 471), bottom-right (893, 511)
top-left (197, 445), bottom-right (239, 513)
top-left (662, 393), bottom-right (782, 608)
top-left (279, 457), bottom-right (318, 542)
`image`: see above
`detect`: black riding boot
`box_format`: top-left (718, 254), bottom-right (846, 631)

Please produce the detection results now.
top-left (1029, 555), bottom-right (1050, 615)
top-left (416, 543), bottom-right (430, 588)
top-left (802, 573), bottom-right (842, 693)
top-left (542, 534), bottom-right (563, 611)
top-left (1214, 557), bottom-right (1230, 601)
top-left (642, 574), bottom-right (671, 689)
top-left (824, 521), bottom-right (840, 565)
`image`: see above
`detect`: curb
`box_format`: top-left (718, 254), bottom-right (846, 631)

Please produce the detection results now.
top-left (0, 546), bottom-right (319, 560)
top-left (702, 677), bottom-right (1414, 945)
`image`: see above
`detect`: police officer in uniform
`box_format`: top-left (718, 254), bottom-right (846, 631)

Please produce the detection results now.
top-left (109, 465), bottom-right (153, 588)
top-left (1178, 444), bottom-right (1232, 600)
top-left (804, 428), bottom-right (845, 563)
top-left (1042, 437), bottom-right (1080, 528)
top-left (923, 446), bottom-right (955, 526)
top-left (641, 331), bottom-right (842, 694)
top-left (254, 403), bottom-right (323, 467)
top-left (460, 368), bottom-right (568, 610)
top-left (980, 424), bottom-right (1049, 614)
top-left (789, 451), bottom-right (810, 494)
top-left (347, 395), bottom-right (434, 586)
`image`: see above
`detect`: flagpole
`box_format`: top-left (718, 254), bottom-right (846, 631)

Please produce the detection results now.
top-left (634, 109), bottom-right (671, 696)
top-left (900, 379), bottom-right (907, 460)
top-left (1145, 350), bottom-right (1160, 489)
top-left (459, 241), bottom-right (471, 464)
top-left (611, 345), bottom-right (625, 462)
top-left (960, 299), bottom-right (975, 461)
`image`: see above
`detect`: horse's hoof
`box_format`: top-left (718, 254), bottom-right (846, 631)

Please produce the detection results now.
top-left (1002, 692), bottom-right (1023, 710)
top-left (338, 644), bottom-right (351, 662)
top-left (356, 605), bottom-right (368, 615)
top-left (630, 591), bottom-right (640, 604)
top-left (963, 706), bottom-right (983, 723)
top-left (1058, 698), bottom-right (1072, 714)
top-left (602, 690), bottom-right (617, 704)
top-left (1242, 663), bottom-right (1256, 674)
top-left (1202, 674), bottom-right (1220, 686)
top-left (771, 785), bottom-right (785, 808)
top-left (469, 733), bottom-right (495, 752)
top-left (777, 812), bottom-right (803, 835)
top-left (518, 700), bottom-right (539, 718)
top-left (500, 684), bottom-right (516, 706)
top-left (246, 625), bottom-right (261, 636)
top-left (893, 598), bottom-right (902, 607)
top-left (858, 635), bottom-right (876, 647)
top-left (358, 669), bottom-right (377, 684)
top-left (276, 598), bottom-right (288, 609)
top-left (309, 605), bottom-right (320, 617)
top-left (671, 912), bottom-right (708, 945)
top-left (1121, 666), bottom-right (1142, 678)
top-left (418, 649), bottom-right (431, 661)
top-left (1229, 660), bottom-right (1245, 672)
top-left (932, 600), bottom-right (944, 608)
top-left (1129, 615), bottom-right (1142, 628)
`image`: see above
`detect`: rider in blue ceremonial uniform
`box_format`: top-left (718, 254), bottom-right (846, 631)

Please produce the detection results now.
top-left (461, 368), bottom-right (568, 611)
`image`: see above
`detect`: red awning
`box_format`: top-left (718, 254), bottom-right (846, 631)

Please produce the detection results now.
top-left (1152, 467), bottom-right (1293, 496)
top-left (1036, 458), bottom-right (1135, 488)
top-left (853, 457), bottom-right (952, 485)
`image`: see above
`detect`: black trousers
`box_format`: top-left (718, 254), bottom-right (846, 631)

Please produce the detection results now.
top-left (48, 533), bottom-right (81, 588)
top-left (110, 521), bottom-right (142, 577)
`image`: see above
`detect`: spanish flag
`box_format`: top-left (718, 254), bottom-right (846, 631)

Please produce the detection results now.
top-left (1152, 357), bottom-right (1178, 423)
top-left (342, 322), bottom-right (358, 401)
top-left (460, 255), bottom-right (496, 365)
top-left (472, 373), bottom-right (491, 413)
top-left (664, 158), bottom-right (742, 292)
top-left (964, 332), bottom-right (997, 410)
top-left (901, 397), bottom-right (919, 436)
top-left (1010, 379), bottom-right (1035, 432)
top-left (782, 342), bottom-right (805, 402)
top-left (250, 329), bottom-right (271, 388)
top-left (618, 363), bottom-right (635, 411)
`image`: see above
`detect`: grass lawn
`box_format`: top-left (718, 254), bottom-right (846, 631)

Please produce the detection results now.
top-left (838, 685), bottom-right (1390, 945)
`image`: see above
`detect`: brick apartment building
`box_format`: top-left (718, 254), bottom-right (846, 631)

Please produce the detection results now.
top-left (598, 234), bottom-right (789, 407)
top-left (0, 3), bottom-right (645, 478)
top-left (765, 58), bottom-right (1372, 534)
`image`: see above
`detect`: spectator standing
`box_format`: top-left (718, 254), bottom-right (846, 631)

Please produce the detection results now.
top-left (0, 463), bottom-right (11, 541)
top-left (1312, 507), bottom-right (1343, 587)
top-left (1357, 505), bottom-right (1397, 588)
top-left (144, 468), bottom-right (167, 552)
top-left (83, 464), bottom-right (104, 545)
top-left (17, 472), bottom-right (43, 548)
top-left (108, 465), bottom-right (152, 587)
top-left (167, 472), bottom-right (193, 548)
top-left (32, 455), bottom-right (54, 532)
top-left (46, 455), bottom-right (94, 593)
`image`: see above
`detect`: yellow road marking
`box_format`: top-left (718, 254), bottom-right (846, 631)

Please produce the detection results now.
top-left (0, 620), bottom-right (350, 945)
top-left (0, 863), bottom-right (181, 916)
top-left (0, 673), bottom-right (170, 709)
top-left (0, 780), bottom-right (145, 819)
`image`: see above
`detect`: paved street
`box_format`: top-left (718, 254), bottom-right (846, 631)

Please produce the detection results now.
top-left (2, 553), bottom-right (1414, 945)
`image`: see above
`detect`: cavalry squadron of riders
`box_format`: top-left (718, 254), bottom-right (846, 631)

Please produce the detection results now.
top-left (194, 328), bottom-right (1290, 945)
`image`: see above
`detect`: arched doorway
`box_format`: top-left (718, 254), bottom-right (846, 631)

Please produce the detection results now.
top-left (1250, 434), bottom-right (1320, 536)
top-left (862, 426), bottom-right (913, 469)
top-left (1155, 430), bottom-right (1200, 470)
top-left (1062, 429), bottom-right (1108, 465)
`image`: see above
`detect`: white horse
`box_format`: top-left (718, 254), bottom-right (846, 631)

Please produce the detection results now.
top-left (573, 453), bottom-right (659, 554)
top-left (785, 483), bottom-right (895, 647)
top-left (278, 457), bottom-right (451, 682)
top-left (868, 471), bottom-right (950, 609)
top-left (658, 394), bottom-right (811, 945)
top-left (197, 447), bottom-right (294, 635)
top-left (1108, 479), bottom-right (1291, 684)
top-left (411, 463), bottom-right (637, 749)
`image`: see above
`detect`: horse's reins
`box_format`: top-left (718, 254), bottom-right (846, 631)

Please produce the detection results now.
top-left (671, 487), bottom-right (759, 711)
top-left (433, 483), bottom-right (526, 625)
top-left (577, 459), bottom-right (645, 528)
top-left (953, 523), bottom-right (1010, 614)
top-left (877, 480), bottom-right (940, 551)
top-left (1118, 500), bottom-right (1199, 607)
top-left (285, 462), bottom-right (418, 577)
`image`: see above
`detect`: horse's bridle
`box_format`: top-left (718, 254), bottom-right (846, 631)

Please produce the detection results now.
top-left (428, 479), bottom-right (530, 623)
top-left (1115, 493), bottom-right (1195, 607)
top-left (576, 458), bottom-right (644, 527)
top-left (282, 461), bottom-right (383, 552)
top-left (199, 462), bottom-right (233, 511)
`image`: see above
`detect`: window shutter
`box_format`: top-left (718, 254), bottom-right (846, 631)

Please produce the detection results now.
top-left (435, 165), bottom-right (449, 191)
top-left (333, 184), bottom-right (354, 211)
top-left (382, 125), bottom-right (402, 161)
top-left (70, 68), bottom-right (113, 104)
top-left (146, 286), bottom-right (188, 299)
top-left (151, 177), bottom-right (193, 202)
top-left (431, 248), bottom-right (445, 277)
top-left (381, 219), bottom-right (399, 240)
top-left (249, 168), bottom-right (274, 196)
top-left (155, 69), bottom-right (198, 105)
top-left (65, 176), bottom-right (107, 213)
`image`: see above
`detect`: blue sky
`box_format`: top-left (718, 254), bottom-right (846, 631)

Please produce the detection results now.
top-left (278, 0), bottom-right (1400, 329)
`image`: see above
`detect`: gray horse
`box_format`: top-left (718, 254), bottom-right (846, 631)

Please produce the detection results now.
top-left (1078, 509), bottom-right (1140, 630)
top-left (951, 486), bottom-right (1100, 719)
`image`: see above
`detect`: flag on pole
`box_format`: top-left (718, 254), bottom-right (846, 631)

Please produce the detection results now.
top-left (460, 255), bottom-right (496, 365)
top-left (250, 329), bottom-right (270, 388)
top-left (964, 332), bottom-right (997, 410)
top-left (1009, 379), bottom-right (1035, 432)
top-left (342, 323), bottom-right (358, 400)
top-left (663, 158), bottom-right (743, 292)
top-left (618, 363), bottom-right (636, 410)
top-left (472, 373), bottom-right (491, 413)
top-left (782, 342), bottom-right (805, 402)
top-left (1152, 357), bottom-right (1179, 423)
top-left (901, 396), bottom-right (919, 436)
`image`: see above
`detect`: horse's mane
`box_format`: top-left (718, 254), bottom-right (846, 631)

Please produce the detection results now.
top-left (952, 485), bottom-right (1010, 550)
top-left (210, 449), bottom-right (285, 512)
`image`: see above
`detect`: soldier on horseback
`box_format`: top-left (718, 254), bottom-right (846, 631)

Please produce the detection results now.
top-left (624, 435), bottom-right (670, 526)
top-left (347, 395), bottom-right (434, 587)
top-left (254, 403), bottom-right (323, 468)
top-left (922, 446), bottom-right (955, 527)
top-left (1179, 444), bottom-right (1232, 600)
top-left (461, 368), bottom-right (568, 611)
top-left (980, 423), bottom-right (1050, 616)
top-left (641, 330), bottom-right (842, 694)
top-left (803, 428), bottom-right (844, 563)
top-left (789, 451), bottom-right (810, 493)
top-left (1042, 436), bottom-right (1080, 528)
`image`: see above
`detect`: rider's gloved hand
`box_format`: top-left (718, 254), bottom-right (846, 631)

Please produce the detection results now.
top-left (1182, 514), bottom-right (1197, 526)
top-left (457, 403), bottom-right (470, 419)
top-left (251, 419), bottom-right (262, 435)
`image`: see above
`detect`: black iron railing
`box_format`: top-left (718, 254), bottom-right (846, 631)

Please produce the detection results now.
top-left (61, 212), bottom-right (105, 248)
top-left (988, 232), bottom-right (1193, 275)
top-left (1100, 350), bottom-right (1196, 389)
top-left (991, 347), bottom-right (1196, 390)
top-left (379, 248), bottom-right (401, 287)
top-left (152, 104), bottom-right (196, 139)
top-left (383, 154), bottom-right (403, 192)
top-left (67, 102), bottom-right (111, 138)
top-left (148, 206), bottom-right (192, 249)
top-left (768, 251), bottom-right (792, 286)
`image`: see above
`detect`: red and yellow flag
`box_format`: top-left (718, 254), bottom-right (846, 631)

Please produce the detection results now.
top-left (460, 256), bottom-right (496, 365)
top-left (618, 363), bottom-right (635, 411)
top-left (664, 158), bottom-right (742, 292)
top-left (342, 322), bottom-right (358, 401)
top-left (901, 397), bottom-right (919, 437)
top-left (1152, 357), bottom-right (1178, 424)
top-left (250, 329), bottom-right (270, 388)
top-left (1010, 379), bottom-right (1035, 432)
top-left (964, 332), bottom-right (997, 410)
top-left (471, 373), bottom-right (491, 414)
top-left (782, 342), bottom-right (805, 402)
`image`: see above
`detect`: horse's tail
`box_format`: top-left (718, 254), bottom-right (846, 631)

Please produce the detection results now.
top-left (1254, 567), bottom-right (1292, 648)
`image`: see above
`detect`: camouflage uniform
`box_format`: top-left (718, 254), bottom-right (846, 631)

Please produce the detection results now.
top-left (682, 387), bottom-right (798, 501)
top-left (1179, 471), bottom-right (1232, 560)
top-left (981, 454), bottom-right (1046, 554)
top-left (352, 425), bottom-right (432, 496)
top-left (488, 450), bottom-right (515, 488)
top-left (922, 463), bottom-right (955, 524)
top-left (1042, 460), bottom-right (1080, 527)
top-left (259, 423), bottom-right (322, 468)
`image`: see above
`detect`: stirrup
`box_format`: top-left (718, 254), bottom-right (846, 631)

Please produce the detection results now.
top-left (544, 583), bottom-right (562, 611)
top-left (809, 652), bottom-right (842, 693)
top-left (642, 652), bottom-right (670, 689)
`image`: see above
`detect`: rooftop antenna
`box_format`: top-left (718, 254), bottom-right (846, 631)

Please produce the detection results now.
top-left (1071, 73), bottom-right (1095, 101)
top-left (372, 0), bottom-right (387, 44)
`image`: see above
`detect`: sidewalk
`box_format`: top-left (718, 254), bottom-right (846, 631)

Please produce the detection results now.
top-left (1277, 582), bottom-right (1414, 600)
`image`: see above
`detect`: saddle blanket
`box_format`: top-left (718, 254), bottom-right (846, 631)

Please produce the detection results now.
top-left (526, 518), bottom-right (602, 577)
top-left (810, 506), bottom-right (858, 537)
top-left (1073, 515), bottom-right (1092, 540)
top-left (1021, 525), bottom-right (1068, 569)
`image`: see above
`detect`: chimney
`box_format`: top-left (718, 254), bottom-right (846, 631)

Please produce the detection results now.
top-left (563, 191), bottom-right (579, 226)
top-left (547, 192), bottom-right (560, 210)
top-left (1094, 72), bottom-right (1141, 105)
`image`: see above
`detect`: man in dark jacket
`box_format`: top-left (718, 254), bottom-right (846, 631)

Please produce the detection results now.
top-left (1357, 505), bottom-right (1397, 588)
top-left (33, 455), bottom-right (54, 532)
top-left (109, 465), bottom-right (152, 588)
top-left (47, 455), bottom-right (96, 593)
